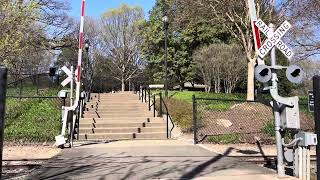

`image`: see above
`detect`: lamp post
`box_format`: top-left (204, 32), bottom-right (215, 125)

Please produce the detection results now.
top-left (84, 40), bottom-right (90, 93)
top-left (162, 14), bottom-right (169, 98)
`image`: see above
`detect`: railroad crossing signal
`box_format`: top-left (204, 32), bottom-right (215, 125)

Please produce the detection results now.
top-left (61, 66), bottom-right (75, 87)
top-left (255, 19), bottom-right (294, 59)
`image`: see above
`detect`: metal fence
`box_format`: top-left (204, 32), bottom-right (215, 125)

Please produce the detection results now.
top-left (3, 72), bottom-right (64, 142)
top-left (193, 96), bottom-right (315, 144)
top-left (7, 73), bottom-right (63, 97)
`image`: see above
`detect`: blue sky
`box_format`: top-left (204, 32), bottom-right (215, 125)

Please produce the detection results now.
top-left (68, 0), bottom-right (156, 18)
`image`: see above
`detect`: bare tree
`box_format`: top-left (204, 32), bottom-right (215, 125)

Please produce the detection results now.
top-left (100, 4), bottom-right (145, 91)
top-left (277, 0), bottom-right (320, 60)
top-left (194, 43), bottom-right (246, 93)
top-left (221, 44), bottom-right (247, 93)
top-left (176, 0), bottom-right (274, 100)
top-left (193, 47), bottom-right (214, 92)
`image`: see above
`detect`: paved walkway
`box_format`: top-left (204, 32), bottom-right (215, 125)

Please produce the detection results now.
top-left (29, 140), bottom-right (296, 180)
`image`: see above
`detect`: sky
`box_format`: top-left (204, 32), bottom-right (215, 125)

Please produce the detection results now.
top-left (68, 0), bottom-right (156, 19)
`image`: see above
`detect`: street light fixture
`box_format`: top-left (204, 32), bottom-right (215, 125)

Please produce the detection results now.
top-left (162, 14), bottom-right (169, 98)
top-left (84, 40), bottom-right (90, 93)
top-left (84, 40), bottom-right (90, 52)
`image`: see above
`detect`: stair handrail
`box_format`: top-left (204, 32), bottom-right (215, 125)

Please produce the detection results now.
top-left (139, 87), bottom-right (175, 138)
top-left (158, 92), bottom-right (175, 139)
top-left (70, 91), bottom-right (89, 146)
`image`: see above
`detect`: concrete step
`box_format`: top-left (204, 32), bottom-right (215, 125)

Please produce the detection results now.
top-left (80, 122), bottom-right (143, 128)
top-left (83, 115), bottom-right (152, 118)
top-left (86, 105), bottom-right (145, 108)
top-left (135, 132), bottom-right (167, 139)
top-left (78, 92), bottom-right (167, 141)
top-left (83, 112), bottom-right (151, 115)
top-left (79, 127), bottom-right (140, 134)
top-left (79, 127), bottom-right (166, 134)
top-left (79, 122), bottom-right (165, 128)
top-left (79, 133), bottom-right (133, 140)
top-left (80, 118), bottom-right (163, 123)
top-left (81, 117), bottom-right (153, 121)
top-left (80, 119), bottom-right (164, 124)
top-left (93, 105), bottom-right (148, 108)
top-left (141, 127), bottom-right (166, 133)
top-left (78, 132), bottom-right (167, 140)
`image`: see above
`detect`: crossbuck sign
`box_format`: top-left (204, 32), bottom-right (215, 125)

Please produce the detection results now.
top-left (61, 66), bottom-right (74, 87)
top-left (255, 19), bottom-right (294, 59)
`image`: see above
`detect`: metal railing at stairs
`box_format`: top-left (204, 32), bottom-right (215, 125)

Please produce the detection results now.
top-left (138, 86), bottom-right (175, 139)
top-left (68, 91), bottom-right (93, 147)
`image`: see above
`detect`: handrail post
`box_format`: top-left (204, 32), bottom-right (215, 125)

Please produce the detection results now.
top-left (0, 68), bottom-right (7, 179)
top-left (144, 88), bottom-right (147, 103)
top-left (192, 95), bottom-right (197, 144)
top-left (159, 92), bottom-right (163, 117)
top-left (313, 75), bottom-right (320, 177)
top-left (141, 87), bottom-right (144, 102)
top-left (148, 89), bottom-right (151, 111)
top-left (153, 95), bottom-right (156, 117)
top-left (167, 112), bottom-right (169, 139)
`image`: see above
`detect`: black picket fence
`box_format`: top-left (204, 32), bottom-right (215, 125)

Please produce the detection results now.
top-left (6, 73), bottom-right (64, 97)
top-left (192, 96), bottom-right (314, 144)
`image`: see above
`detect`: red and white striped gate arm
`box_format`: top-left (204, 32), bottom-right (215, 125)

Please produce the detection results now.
top-left (248, 0), bottom-right (264, 65)
top-left (67, 0), bottom-right (86, 110)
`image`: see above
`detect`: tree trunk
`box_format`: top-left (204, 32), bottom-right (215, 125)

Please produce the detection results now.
top-left (121, 78), bottom-right (125, 92)
top-left (179, 81), bottom-right (184, 91)
top-left (247, 61), bottom-right (255, 101)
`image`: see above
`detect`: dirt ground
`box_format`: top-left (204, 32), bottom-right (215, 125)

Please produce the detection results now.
top-left (3, 145), bottom-right (61, 160)
top-left (2, 144), bottom-right (61, 180)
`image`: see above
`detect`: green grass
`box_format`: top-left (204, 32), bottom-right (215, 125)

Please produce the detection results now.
top-left (4, 87), bottom-right (61, 142)
top-left (151, 90), bottom-right (246, 102)
top-left (207, 134), bottom-right (241, 144)
top-left (261, 120), bottom-right (275, 137)
top-left (7, 85), bottom-right (61, 97)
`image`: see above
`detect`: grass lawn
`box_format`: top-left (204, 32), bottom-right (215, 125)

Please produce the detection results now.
top-left (4, 87), bottom-right (62, 142)
top-left (151, 90), bottom-right (246, 102)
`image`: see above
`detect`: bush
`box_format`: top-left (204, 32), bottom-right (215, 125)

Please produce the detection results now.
top-left (261, 120), bottom-right (275, 137)
top-left (156, 98), bottom-right (193, 132)
top-left (207, 134), bottom-right (240, 144)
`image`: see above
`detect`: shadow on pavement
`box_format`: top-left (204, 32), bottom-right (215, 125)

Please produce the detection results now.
top-left (28, 145), bottom-right (272, 180)
top-left (179, 147), bottom-right (233, 179)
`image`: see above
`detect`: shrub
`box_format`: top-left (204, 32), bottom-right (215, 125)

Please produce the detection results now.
top-left (261, 120), bottom-right (275, 137)
top-left (156, 98), bottom-right (193, 132)
top-left (207, 134), bottom-right (240, 144)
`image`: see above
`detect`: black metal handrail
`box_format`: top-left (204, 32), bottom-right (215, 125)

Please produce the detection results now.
top-left (139, 87), bottom-right (175, 138)
top-left (70, 91), bottom-right (91, 145)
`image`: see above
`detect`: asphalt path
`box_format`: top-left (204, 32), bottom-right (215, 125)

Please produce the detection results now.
top-left (29, 140), bottom-right (275, 180)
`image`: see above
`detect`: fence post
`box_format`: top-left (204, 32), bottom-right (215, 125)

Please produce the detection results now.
top-left (0, 67), bottom-right (8, 178)
top-left (36, 74), bottom-right (39, 95)
top-left (313, 75), bottom-right (320, 179)
top-left (153, 95), bottom-right (156, 117)
top-left (144, 88), bottom-right (147, 103)
top-left (148, 89), bottom-right (151, 111)
top-left (19, 78), bottom-right (22, 99)
top-left (138, 88), bottom-right (141, 100)
top-left (159, 92), bottom-right (163, 117)
top-left (192, 94), bottom-right (197, 144)
top-left (141, 87), bottom-right (144, 102)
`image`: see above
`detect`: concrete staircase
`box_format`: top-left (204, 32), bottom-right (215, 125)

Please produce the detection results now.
top-left (79, 92), bottom-right (167, 141)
